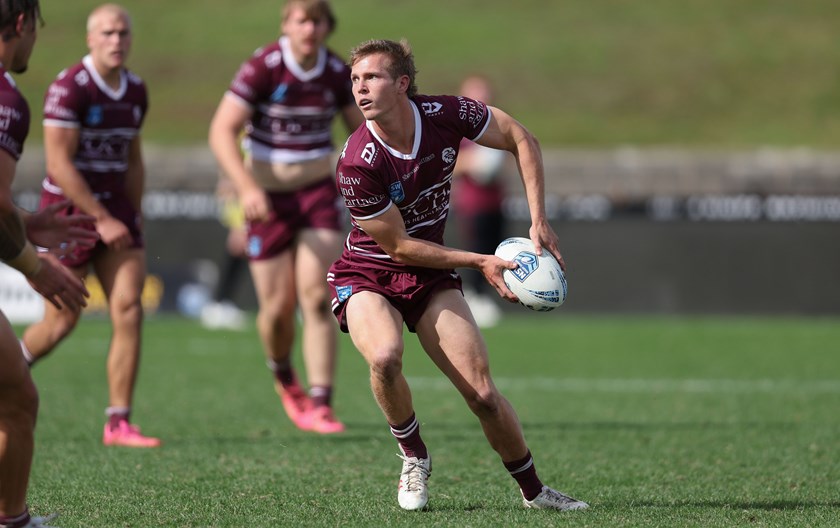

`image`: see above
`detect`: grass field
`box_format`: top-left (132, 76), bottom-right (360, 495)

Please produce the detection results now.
top-left (13, 0), bottom-right (840, 147)
top-left (17, 314), bottom-right (840, 527)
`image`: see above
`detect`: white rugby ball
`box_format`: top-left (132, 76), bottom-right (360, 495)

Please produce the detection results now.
top-left (494, 237), bottom-right (567, 312)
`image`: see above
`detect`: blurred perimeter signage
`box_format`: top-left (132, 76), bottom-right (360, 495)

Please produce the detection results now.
top-left (13, 190), bottom-right (840, 223)
top-left (506, 194), bottom-right (840, 222)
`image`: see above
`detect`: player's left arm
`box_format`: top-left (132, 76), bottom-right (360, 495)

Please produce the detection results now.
top-left (355, 206), bottom-right (518, 302)
top-left (475, 106), bottom-right (565, 270)
top-left (125, 135), bottom-right (145, 214)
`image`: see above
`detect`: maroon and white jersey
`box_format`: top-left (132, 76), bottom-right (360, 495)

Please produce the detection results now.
top-left (42, 55), bottom-right (147, 195)
top-left (226, 36), bottom-right (353, 164)
top-left (336, 95), bottom-right (491, 271)
top-left (0, 69), bottom-right (30, 161)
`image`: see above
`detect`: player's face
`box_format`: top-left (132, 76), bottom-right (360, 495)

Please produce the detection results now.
top-left (351, 53), bottom-right (406, 121)
top-left (282, 6), bottom-right (330, 60)
top-left (87, 12), bottom-right (132, 72)
top-left (10, 15), bottom-right (38, 74)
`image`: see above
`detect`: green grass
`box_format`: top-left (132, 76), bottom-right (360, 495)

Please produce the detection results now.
top-left (14, 0), bottom-right (840, 147)
top-left (19, 315), bottom-right (840, 526)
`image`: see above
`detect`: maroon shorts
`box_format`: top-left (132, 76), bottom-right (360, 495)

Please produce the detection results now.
top-left (40, 187), bottom-right (144, 268)
top-left (327, 259), bottom-right (463, 333)
top-left (246, 178), bottom-right (341, 260)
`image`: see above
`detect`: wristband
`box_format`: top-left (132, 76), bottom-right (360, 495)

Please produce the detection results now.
top-left (5, 242), bottom-right (42, 277)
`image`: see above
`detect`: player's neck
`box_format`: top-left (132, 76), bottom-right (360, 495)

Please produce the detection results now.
top-left (295, 51), bottom-right (318, 71)
top-left (92, 62), bottom-right (123, 90)
top-left (371, 99), bottom-right (415, 154)
top-left (286, 41), bottom-right (319, 71)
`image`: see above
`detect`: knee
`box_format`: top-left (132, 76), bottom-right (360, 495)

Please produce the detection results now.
top-left (51, 309), bottom-right (81, 340)
top-left (112, 298), bottom-right (143, 328)
top-left (258, 299), bottom-right (295, 329)
top-left (464, 384), bottom-right (502, 418)
top-left (298, 283), bottom-right (331, 318)
top-left (368, 348), bottom-right (404, 385)
top-left (0, 376), bottom-right (39, 427)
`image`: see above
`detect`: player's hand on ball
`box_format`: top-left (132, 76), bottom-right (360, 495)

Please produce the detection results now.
top-left (480, 254), bottom-right (519, 303)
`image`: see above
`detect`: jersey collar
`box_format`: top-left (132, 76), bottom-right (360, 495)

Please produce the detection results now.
top-left (365, 100), bottom-right (422, 160)
top-left (279, 36), bottom-right (326, 82)
top-left (82, 55), bottom-right (127, 100)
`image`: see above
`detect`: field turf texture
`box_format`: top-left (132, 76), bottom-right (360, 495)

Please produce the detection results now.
top-left (20, 315), bottom-right (840, 527)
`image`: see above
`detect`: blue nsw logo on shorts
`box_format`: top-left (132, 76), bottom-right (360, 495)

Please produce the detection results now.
top-left (336, 285), bottom-right (353, 302)
top-left (511, 251), bottom-right (539, 282)
top-left (247, 236), bottom-right (262, 258)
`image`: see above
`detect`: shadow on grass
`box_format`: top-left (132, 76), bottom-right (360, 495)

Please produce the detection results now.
top-left (455, 420), bottom-right (799, 432)
top-left (629, 499), bottom-right (840, 510)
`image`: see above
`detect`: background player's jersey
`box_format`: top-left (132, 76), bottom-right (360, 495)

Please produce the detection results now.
top-left (0, 69), bottom-right (30, 161)
top-left (226, 36), bottom-right (353, 164)
top-left (42, 55), bottom-right (148, 195)
top-left (335, 95), bottom-right (491, 271)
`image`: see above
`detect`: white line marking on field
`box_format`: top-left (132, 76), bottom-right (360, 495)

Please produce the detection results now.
top-left (405, 377), bottom-right (840, 393)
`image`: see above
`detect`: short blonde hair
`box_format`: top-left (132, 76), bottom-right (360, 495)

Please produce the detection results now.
top-left (349, 38), bottom-right (418, 98)
top-left (86, 3), bottom-right (131, 33)
top-left (282, 0), bottom-right (336, 34)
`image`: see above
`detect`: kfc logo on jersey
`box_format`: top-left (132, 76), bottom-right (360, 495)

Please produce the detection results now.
top-left (389, 181), bottom-right (406, 204)
top-left (422, 102), bottom-right (443, 116)
top-left (361, 142), bottom-right (377, 165)
top-left (441, 147), bottom-right (456, 165)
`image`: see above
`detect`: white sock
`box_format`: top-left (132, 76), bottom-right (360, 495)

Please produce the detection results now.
top-left (105, 406), bottom-right (131, 418)
top-left (19, 339), bottom-right (35, 366)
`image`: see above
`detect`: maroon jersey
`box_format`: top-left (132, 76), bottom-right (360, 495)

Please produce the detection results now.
top-left (335, 95), bottom-right (491, 271)
top-left (42, 55), bottom-right (147, 195)
top-left (0, 69), bottom-right (30, 161)
top-left (226, 36), bottom-right (353, 163)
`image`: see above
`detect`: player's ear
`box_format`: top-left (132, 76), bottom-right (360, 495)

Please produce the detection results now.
top-left (396, 75), bottom-right (410, 95)
top-left (14, 12), bottom-right (26, 36)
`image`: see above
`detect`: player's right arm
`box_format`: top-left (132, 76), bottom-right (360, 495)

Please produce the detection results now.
top-left (354, 204), bottom-right (518, 303)
top-left (208, 96), bottom-right (269, 222)
top-left (44, 124), bottom-right (132, 249)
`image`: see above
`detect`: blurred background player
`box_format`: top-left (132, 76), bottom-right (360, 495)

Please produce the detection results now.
top-left (452, 74), bottom-right (506, 328)
top-left (1, 1), bottom-right (94, 525)
top-left (19, 3), bottom-right (161, 448)
top-left (209, 0), bottom-right (363, 434)
top-left (200, 172), bottom-right (248, 330)
top-left (328, 39), bottom-right (587, 511)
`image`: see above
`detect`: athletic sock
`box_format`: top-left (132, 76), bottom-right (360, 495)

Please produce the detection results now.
top-left (0, 507), bottom-right (30, 528)
top-left (18, 339), bottom-right (34, 367)
top-left (389, 413), bottom-right (428, 459)
top-left (309, 385), bottom-right (333, 408)
top-left (504, 450), bottom-right (544, 501)
top-left (266, 358), bottom-right (295, 387)
top-left (105, 406), bottom-right (131, 428)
